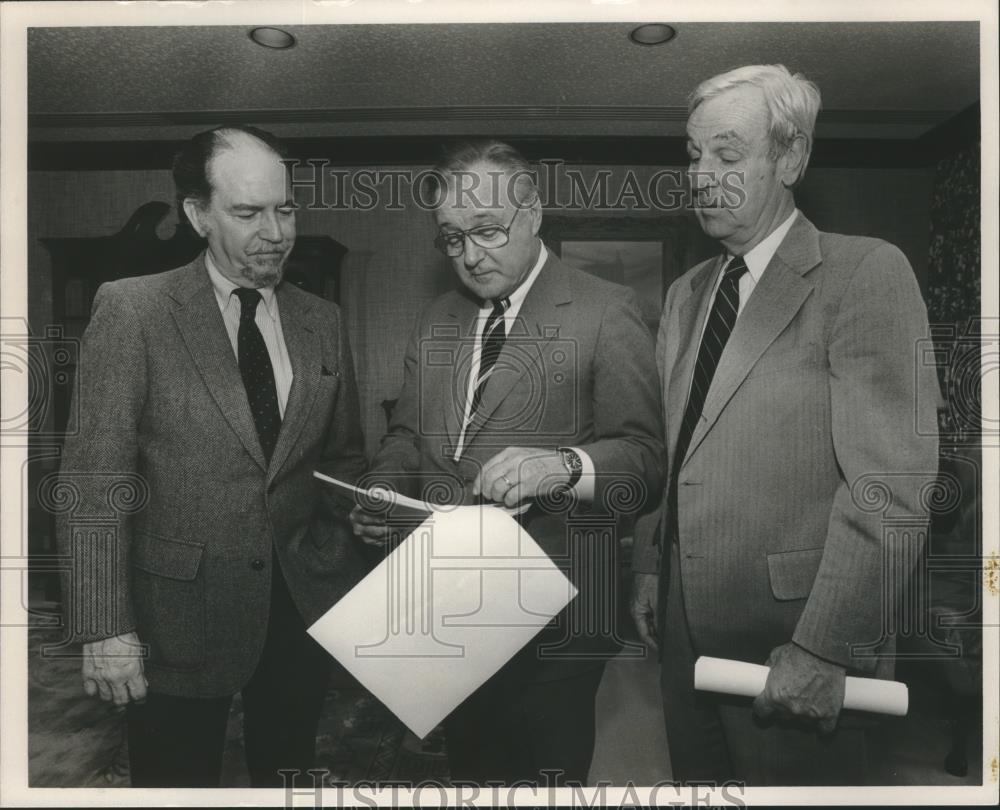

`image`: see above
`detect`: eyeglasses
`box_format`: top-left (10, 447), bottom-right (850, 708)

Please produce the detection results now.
top-left (433, 206), bottom-right (521, 257)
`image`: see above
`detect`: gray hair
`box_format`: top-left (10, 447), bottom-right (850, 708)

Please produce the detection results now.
top-left (424, 139), bottom-right (540, 208)
top-left (690, 64), bottom-right (821, 182)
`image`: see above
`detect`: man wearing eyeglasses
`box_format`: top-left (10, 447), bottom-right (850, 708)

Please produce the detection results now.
top-left (350, 140), bottom-right (663, 785)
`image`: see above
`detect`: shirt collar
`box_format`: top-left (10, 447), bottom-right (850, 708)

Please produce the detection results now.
top-left (205, 251), bottom-right (278, 320)
top-left (485, 242), bottom-right (548, 311)
top-left (730, 209), bottom-right (799, 283)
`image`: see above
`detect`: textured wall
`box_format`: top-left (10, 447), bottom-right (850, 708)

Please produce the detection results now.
top-left (924, 143), bottom-right (981, 443)
top-left (926, 144), bottom-right (980, 325)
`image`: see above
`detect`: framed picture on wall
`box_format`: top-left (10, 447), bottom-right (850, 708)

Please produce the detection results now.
top-left (541, 215), bottom-right (707, 333)
top-left (560, 240), bottom-right (664, 331)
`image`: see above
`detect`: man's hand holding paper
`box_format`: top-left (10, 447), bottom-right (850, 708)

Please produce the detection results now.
top-left (473, 446), bottom-right (570, 506)
top-left (348, 142), bottom-right (664, 783)
top-left (752, 643), bottom-right (847, 734)
top-left (349, 502), bottom-right (392, 546)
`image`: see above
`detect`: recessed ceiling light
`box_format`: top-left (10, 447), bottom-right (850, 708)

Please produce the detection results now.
top-left (249, 27), bottom-right (296, 49)
top-left (629, 23), bottom-right (677, 46)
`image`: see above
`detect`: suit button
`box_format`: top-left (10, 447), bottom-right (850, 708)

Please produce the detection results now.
top-left (251, 558), bottom-right (265, 571)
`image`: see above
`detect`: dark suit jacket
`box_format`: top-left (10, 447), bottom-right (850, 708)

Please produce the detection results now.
top-left (57, 254), bottom-right (367, 698)
top-left (368, 250), bottom-right (664, 681)
top-left (633, 214), bottom-right (940, 674)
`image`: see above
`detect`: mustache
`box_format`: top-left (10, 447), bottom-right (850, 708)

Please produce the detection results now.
top-left (691, 192), bottom-right (737, 210)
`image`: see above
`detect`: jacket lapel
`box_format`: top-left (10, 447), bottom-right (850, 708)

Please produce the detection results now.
top-left (682, 215), bottom-right (822, 467)
top-left (166, 256), bottom-right (267, 471)
top-left (268, 285), bottom-right (322, 481)
top-left (462, 252), bottom-right (567, 448)
top-left (666, 258), bottom-right (720, 462)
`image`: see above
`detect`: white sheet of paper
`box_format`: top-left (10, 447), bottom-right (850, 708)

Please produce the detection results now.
top-left (312, 470), bottom-right (529, 516)
top-left (308, 504), bottom-right (578, 738)
top-left (313, 470), bottom-right (432, 516)
top-left (694, 656), bottom-right (909, 716)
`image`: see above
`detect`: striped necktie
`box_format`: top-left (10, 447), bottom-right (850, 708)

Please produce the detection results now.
top-left (660, 255), bottom-right (748, 571)
top-left (470, 297), bottom-right (510, 416)
top-left (674, 255), bottom-right (749, 473)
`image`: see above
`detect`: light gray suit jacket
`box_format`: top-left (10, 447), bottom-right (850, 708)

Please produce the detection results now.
top-left (57, 255), bottom-right (367, 697)
top-left (633, 215), bottom-right (939, 673)
top-left (369, 251), bottom-right (665, 678)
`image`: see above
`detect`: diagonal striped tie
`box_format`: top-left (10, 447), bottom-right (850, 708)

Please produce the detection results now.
top-left (659, 256), bottom-right (748, 588)
top-left (470, 297), bottom-right (510, 416)
top-left (674, 255), bottom-right (749, 474)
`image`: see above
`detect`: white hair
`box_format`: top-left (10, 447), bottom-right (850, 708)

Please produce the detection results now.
top-left (690, 64), bottom-right (822, 183)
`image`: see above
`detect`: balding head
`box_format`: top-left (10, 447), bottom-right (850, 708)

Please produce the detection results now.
top-left (173, 125), bottom-right (290, 222)
top-left (178, 126), bottom-right (296, 289)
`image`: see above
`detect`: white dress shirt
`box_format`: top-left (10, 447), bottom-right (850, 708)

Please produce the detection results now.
top-left (453, 243), bottom-right (595, 499)
top-left (701, 208), bottom-right (799, 333)
top-left (205, 253), bottom-right (294, 417)
top-left (684, 210), bottom-right (799, 419)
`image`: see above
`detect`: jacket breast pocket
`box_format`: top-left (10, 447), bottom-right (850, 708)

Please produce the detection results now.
top-left (130, 530), bottom-right (206, 671)
top-left (766, 547), bottom-right (824, 601)
top-left (316, 367), bottom-right (341, 403)
top-left (319, 363), bottom-right (341, 384)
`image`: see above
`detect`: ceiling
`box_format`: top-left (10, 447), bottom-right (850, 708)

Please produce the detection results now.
top-left (28, 21), bottom-right (980, 142)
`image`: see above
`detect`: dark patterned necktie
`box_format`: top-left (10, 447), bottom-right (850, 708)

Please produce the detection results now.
top-left (673, 256), bottom-right (749, 469)
top-left (663, 255), bottom-right (749, 552)
top-left (233, 288), bottom-right (281, 463)
top-left (470, 297), bottom-right (510, 416)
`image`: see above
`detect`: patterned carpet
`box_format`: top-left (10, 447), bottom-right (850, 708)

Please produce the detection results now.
top-left (27, 612), bottom-right (449, 788)
top-left (26, 599), bottom-right (985, 789)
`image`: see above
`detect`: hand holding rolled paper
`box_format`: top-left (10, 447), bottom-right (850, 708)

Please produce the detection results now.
top-left (752, 642), bottom-right (846, 733)
top-left (694, 656), bottom-right (908, 716)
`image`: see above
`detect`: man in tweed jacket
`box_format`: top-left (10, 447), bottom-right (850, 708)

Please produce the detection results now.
top-left (57, 126), bottom-right (367, 787)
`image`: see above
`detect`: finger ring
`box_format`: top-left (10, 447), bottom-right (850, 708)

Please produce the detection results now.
top-left (500, 474), bottom-right (514, 489)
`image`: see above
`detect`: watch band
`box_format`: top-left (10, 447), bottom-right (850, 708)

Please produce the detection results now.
top-left (558, 447), bottom-right (583, 488)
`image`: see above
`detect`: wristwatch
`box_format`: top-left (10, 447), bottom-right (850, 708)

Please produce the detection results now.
top-left (557, 447), bottom-right (583, 489)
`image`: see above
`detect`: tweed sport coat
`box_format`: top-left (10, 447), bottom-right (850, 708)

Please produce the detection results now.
top-left (368, 251), bottom-right (665, 681)
top-left (57, 255), bottom-right (368, 697)
top-left (632, 214), bottom-right (940, 675)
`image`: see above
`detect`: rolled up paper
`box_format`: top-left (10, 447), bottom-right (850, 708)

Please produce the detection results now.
top-left (694, 656), bottom-right (908, 716)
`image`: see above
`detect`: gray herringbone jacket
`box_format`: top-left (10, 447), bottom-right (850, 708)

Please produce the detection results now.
top-left (56, 255), bottom-right (367, 697)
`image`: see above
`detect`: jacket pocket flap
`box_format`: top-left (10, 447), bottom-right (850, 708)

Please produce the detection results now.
top-left (767, 547), bottom-right (824, 601)
top-left (131, 531), bottom-right (205, 581)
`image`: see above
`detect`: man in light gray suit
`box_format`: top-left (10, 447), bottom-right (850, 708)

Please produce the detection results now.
top-left (57, 125), bottom-right (367, 787)
top-left (352, 140), bottom-right (663, 785)
top-left (631, 65), bottom-right (939, 785)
